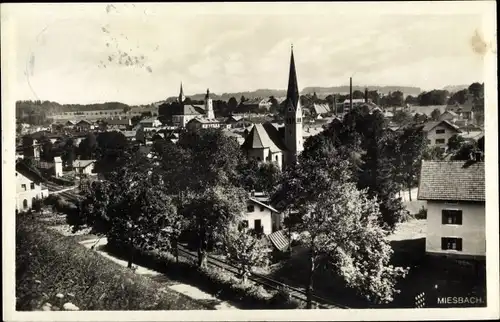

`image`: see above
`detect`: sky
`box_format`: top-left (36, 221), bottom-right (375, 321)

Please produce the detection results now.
top-left (2, 2), bottom-right (495, 105)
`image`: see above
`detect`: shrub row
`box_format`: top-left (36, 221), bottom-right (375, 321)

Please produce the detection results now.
top-left (16, 217), bottom-right (210, 311)
top-left (105, 242), bottom-right (304, 310)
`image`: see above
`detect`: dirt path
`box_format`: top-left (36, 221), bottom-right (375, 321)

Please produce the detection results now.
top-left (79, 237), bottom-right (239, 310)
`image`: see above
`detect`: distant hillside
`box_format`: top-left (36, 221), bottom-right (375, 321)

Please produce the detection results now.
top-left (442, 85), bottom-right (469, 92)
top-left (168, 86), bottom-right (422, 102)
top-left (302, 86), bottom-right (422, 96)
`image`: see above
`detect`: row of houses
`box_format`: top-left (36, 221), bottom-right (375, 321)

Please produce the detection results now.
top-left (48, 106), bottom-right (159, 121)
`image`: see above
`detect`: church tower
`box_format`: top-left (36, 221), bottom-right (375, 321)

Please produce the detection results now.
top-left (205, 88), bottom-right (215, 119)
top-left (178, 82), bottom-right (185, 103)
top-left (284, 45), bottom-right (303, 166)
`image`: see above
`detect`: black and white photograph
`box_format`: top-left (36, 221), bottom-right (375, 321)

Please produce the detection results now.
top-left (2, 2), bottom-right (498, 321)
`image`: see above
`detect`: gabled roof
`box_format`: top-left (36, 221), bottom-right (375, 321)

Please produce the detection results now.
top-left (73, 160), bottom-right (96, 169)
top-left (139, 117), bottom-right (159, 124)
top-left (241, 123), bottom-right (287, 153)
top-left (267, 230), bottom-right (289, 252)
top-left (76, 119), bottom-right (92, 125)
top-left (16, 160), bottom-right (45, 183)
top-left (312, 103), bottom-right (330, 115)
top-left (422, 120), bottom-right (461, 133)
top-left (442, 110), bottom-right (458, 117)
top-left (248, 197), bottom-right (279, 213)
top-left (286, 46), bottom-right (300, 110)
top-left (418, 161), bottom-right (485, 202)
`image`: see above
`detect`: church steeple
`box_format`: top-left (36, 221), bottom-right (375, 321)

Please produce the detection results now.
top-left (284, 44), bottom-right (303, 168)
top-left (286, 44), bottom-right (300, 109)
top-left (179, 82), bottom-right (185, 103)
top-left (205, 88), bottom-right (210, 100)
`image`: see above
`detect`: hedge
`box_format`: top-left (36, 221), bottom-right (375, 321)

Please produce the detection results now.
top-left (105, 242), bottom-right (304, 310)
top-left (16, 216), bottom-right (210, 311)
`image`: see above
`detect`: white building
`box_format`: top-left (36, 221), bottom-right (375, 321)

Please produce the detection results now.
top-left (73, 160), bottom-right (96, 176)
top-left (418, 160), bottom-right (485, 259)
top-left (16, 161), bottom-right (49, 213)
top-left (422, 120), bottom-right (462, 151)
top-left (241, 192), bottom-right (283, 235)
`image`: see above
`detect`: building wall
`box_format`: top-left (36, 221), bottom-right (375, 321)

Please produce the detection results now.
top-left (16, 172), bottom-right (49, 211)
top-left (425, 124), bottom-right (459, 149)
top-left (243, 201), bottom-right (274, 235)
top-left (426, 200), bottom-right (485, 257)
top-left (246, 148), bottom-right (268, 162)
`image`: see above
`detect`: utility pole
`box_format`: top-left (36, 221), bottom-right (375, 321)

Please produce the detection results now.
top-left (349, 77), bottom-right (353, 112)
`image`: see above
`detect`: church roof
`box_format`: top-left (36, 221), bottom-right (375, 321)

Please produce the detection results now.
top-left (286, 46), bottom-right (300, 110)
top-left (241, 123), bottom-right (286, 153)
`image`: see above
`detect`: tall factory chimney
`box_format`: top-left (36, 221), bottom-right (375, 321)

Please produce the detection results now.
top-left (349, 77), bottom-right (353, 112)
top-left (365, 87), bottom-right (368, 103)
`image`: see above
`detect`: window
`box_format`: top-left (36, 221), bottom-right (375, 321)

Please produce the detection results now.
top-left (247, 205), bottom-right (255, 212)
top-left (260, 206), bottom-right (265, 212)
top-left (436, 129), bottom-right (445, 134)
top-left (442, 209), bottom-right (463, 225)
top-left (435, 138), bottom-right (445, 144)
top-left (23, 199), bottom-right (28, 209)
top-left (240, 220), bottom-right (249, 229)
top-left (441, 237), bottom-right (463, 251)
top-left (21, 184), bottom-right (27, 191)
top-left (30, 183), bottom-right (35, 190)
top-left (275, 155), bottom-right (278, 161)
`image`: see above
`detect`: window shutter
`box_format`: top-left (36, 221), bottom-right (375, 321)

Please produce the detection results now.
top-left (457, 210), bottom-right (463, 225)
top-left (441, 238), bottom-right (447, 250)
top-left (456, 238), bottom-right (463, 251)
top-left (442, 210), bottom-right (447, 224)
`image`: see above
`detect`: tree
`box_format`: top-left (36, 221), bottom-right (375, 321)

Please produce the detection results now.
top-left (238, 159), bottom-right (281, 195)
top-left (77, 133), bottom-right (97, 160)
top-left (355, 112), bottom-right (407, 230)
top-left (94, 131), bottom-right (129, 176)
top-left (228, 97), bottom-right (238, 112)
top-left (447, 134), bottom-right (466, 152)
top-left (61, 138), bottom-right (76, 169)
top-left (468, 82), bottom-right (484, 101)
top-left (447, 89), bottom-right (469, 105)
top-left (222, 223), bottom-right (269, 283)
top-left (40, 138), bottom-right (54, 162)
top-left (422, 145), bottom-right (445, 161)
top-left (404, 95), bottom-right (419, 106)
top-left (396, 127), bottom-right (428, 201)
top-left (417, 90), bottom-right (449, 106)
top-left (181, 185), bottom-right (247, 268)
top-left (392, 110), bottom-right (412, 127)
top-left (413, 113), bottom-right (428, 124)
top-left (240, 95), bottom-right (247, 103)
top-left (273, 148), bottom-right (408, 308)
top-left (430, 108), bottom-right (441, 121)
top-left (69, 153), bottom-right (177, 269)
top-left (451, 141), bottom-right (479, 161)
top-left (352, 90), bottom-right (364, 99)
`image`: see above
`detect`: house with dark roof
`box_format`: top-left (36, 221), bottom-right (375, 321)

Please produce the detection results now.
top-left (418, 160), bottom-right (485, 259)
top-left (422, 120), bottom-right (461, 150)
top-left (446, 102), bottom-right (475, 121)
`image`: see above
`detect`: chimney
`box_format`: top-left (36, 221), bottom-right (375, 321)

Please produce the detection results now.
top-left (365, 87), bottom-right (368, 103)
top-left (349, 77), bottom-right (353, 111)
top-left (333, 94), bottom-right (337, 115)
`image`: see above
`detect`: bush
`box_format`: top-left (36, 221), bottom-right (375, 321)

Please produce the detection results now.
top-left (16, 217), bottom-right (209, 311)
top-left (104, 242), bottom-right (302, 309)
top-left (415, 207), bottom-right (427, 220)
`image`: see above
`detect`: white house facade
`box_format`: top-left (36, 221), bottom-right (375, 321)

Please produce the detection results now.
top-left (418, 160), bottom-right (485, 259)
